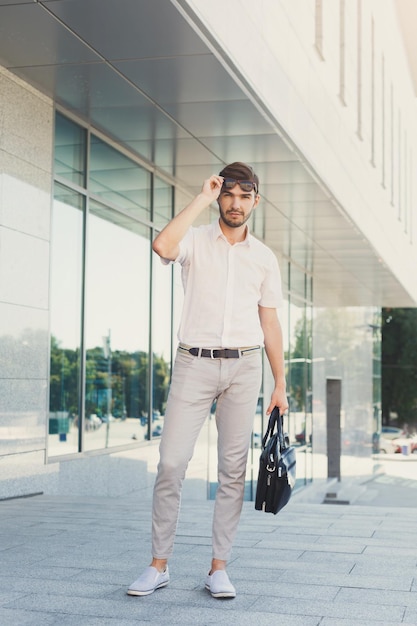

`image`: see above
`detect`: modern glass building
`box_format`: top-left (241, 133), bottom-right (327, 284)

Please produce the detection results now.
top-left (1, 0), bottom-right (416, 499)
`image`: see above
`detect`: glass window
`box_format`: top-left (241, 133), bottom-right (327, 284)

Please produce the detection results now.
top-left (150, 178), bottom-right (174, 440)
top-left (48, 184), bottom-right (84, 456)
top-left (290, 264), bottom-right (306, 300)
top-left (83, 200), bottom-right (151, 451)
top-left (305, 300), bottom-right (313, 483)
top-left (153, 176), bottom-right (173, 228)
top-left (51, 112), bottom-right (178, 457)
top-left (54, 113), bottom-right (86, 187)
top-left (287, 261), bottom-right (313, 488)
top-left (89, 135), bottom-right (151, 220)
top-left (288, 298), bottom-right (309, 486)
top-left (252, 202), bottom-right (265, 240)
top-left (151, 248), bottom-right (173, 441)
top-left (288, 299), bottom-right (307, 417)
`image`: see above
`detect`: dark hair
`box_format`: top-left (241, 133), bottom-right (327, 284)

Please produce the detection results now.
top-left (219, 162), bottom-right (259, 193)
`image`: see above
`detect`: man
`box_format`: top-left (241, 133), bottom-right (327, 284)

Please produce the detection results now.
top-left (128, 162), bottom-right (288, 598)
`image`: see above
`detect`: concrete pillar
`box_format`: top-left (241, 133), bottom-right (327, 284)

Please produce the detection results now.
top-left (326, 378), bottom-right (342, 481)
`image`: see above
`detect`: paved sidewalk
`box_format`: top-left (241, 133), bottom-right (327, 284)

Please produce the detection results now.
top-left (0, 474), bottom-right (416, 625)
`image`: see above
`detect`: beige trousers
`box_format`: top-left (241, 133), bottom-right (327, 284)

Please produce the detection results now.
top-left (152, 346), bottom-right (262, 561)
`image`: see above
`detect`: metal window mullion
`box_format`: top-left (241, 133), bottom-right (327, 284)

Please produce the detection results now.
top-left (169, 185), bottom-right (175, 381)
top-left (78, 130), bottom-right (91, 453)
top-left (147, 173), bottom-right (155, 442)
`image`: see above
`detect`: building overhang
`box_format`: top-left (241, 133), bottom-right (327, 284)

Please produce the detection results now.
top-left (0, 0), bottom-right (415, 307)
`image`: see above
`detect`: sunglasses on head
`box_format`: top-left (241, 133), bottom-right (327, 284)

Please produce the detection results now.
top-left (222, 178), bottom-right (257, 193)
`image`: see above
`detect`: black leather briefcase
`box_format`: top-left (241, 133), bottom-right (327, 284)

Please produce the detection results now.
top-left (255, 407), bottom-right (296, 514)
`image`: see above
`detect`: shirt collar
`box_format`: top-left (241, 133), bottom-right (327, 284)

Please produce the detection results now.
top-left (212, 219), bottom-right (251, 246)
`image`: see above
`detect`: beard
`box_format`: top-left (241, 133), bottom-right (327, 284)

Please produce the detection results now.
top-left (219, 206), bottom-right (253, 229)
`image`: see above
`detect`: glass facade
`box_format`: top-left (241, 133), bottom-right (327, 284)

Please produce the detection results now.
top-left (83, 203), bottom-right (151, 451)
top-left (48, 112), bottom-right (172, 457)
top-left (311, 305), bottom-right (378, 480)
top-left (48, 183), bottom-right (84, 455)
top-left (283, 265), bottom-right (314, 488)
top-left (49, 111), bottom-right (315, 492)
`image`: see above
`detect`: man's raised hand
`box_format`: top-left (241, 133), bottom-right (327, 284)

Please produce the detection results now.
top-left (201, 175), bottom-right (224, 202)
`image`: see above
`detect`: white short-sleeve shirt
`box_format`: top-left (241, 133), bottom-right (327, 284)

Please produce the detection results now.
top-left (166, 220), bottom-right (283, 347)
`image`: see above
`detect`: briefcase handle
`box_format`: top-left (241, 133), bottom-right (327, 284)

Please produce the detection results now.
top-left (262, 406), bottom-right (286, 449)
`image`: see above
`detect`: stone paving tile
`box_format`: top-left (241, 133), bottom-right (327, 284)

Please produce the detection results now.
top-left (299, 548), bottom-right (417, 567)
top-left (269, 569), bottom-right (414, 592)
top-left (260, 537), bottom-right (367, 553)
top-left (227, 579), bottom-right (340, 601)
top-left (122, 585), bottom-right (257, 610)
top-left (0, 525), bottom-right (67, 537)
top-left (0, 591), bottom-right (28, 606)
top-left (1, 480), bottom-right (417, 624)
top-left (373, 530), bottom-right (416, 545)
top-left (404, 607), bottom-right (417, 624)
top-left (174, 530), bottom-right (216, 543)
top-left (316, 533), bottom-right (414, 548)
top-left (223, 552), bottom-right (306, 571)
top-left (0, 608), bottom-right (62, 625)
top-left (58, 618), bottom-right (150, 626)
top-left (0, 536), bottom-right (30, 550)
top-left (256, 531), bottom-right (322, 543)
top-left (231, 560), bottom-right (355, 576)
top-left (249, 594), bottom-right (405, 622)
top-left (123, 547), bottom-right (208, 577)
top-left (288, 525), bottom-right (376, 537)
top-left (320, 617), bottom-right (403, 626)
top-left (336, 586), bottom-right (417, 607)
top-left (364, 544), bottom-right (417, 558)
top-left (0, 576), bottom-right (121, 598)
top-left (0, 551), bottom-right (49, 566)
top-left (373, 519), bottom-right (417, 531)
top-left (351, 561), bottom-right (417, 578)
top-left (0, 565), bottom-right (83, 580)
top-left (153, 605), bottom-right (322, 625)
top-left (28, 554), bottom-right (142, 570)
top-left (70, 568), bottom-right (138, 585)
top-left (3, 593), bottom-right (171, 621)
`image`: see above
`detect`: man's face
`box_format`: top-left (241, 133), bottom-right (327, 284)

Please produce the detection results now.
top-left (218, 183), bottom-right (260, 229)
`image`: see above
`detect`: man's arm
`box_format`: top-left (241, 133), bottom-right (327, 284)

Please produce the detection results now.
top-left (152, 175), bottom-right (223, 261)
top-left (258, 305), bottom-right (289, 415)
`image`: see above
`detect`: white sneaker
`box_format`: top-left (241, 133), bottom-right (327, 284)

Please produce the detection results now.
top-left (205, 570), bottom-right (236, 598)
top-left (127, 566), bottom-right (169, 596)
